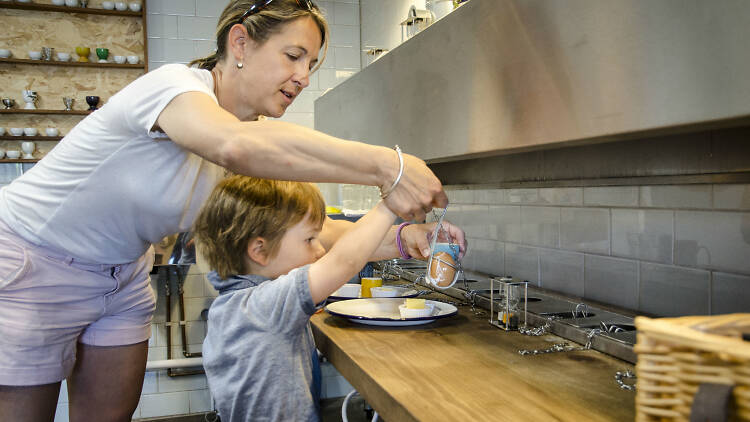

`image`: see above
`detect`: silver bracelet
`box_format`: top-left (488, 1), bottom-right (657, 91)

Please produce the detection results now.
top-left (379, 145), bottom-right (404, 199)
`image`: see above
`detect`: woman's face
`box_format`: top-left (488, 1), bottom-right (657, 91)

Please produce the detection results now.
top-left (236, 16), bottom-right (323, 120)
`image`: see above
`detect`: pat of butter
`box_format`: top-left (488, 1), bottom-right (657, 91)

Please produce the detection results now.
top-left (405, 298), bottom-right (426, 309)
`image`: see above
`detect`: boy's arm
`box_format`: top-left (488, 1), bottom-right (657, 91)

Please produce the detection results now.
top-left (308, 202), bottom-right (397, 304)
top-left (320, 217), bottom-right (467, 261)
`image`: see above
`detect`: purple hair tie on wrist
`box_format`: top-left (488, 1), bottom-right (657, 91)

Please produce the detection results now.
top-left (396, 222), bottom-right (411, 259)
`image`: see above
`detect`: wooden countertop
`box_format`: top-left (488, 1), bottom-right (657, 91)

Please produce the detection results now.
top-left (311, 294), bottom-right (635, 422)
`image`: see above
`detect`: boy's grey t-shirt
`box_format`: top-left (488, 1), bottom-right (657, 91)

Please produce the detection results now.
top-left (203, 265), bottom-right (324, 422)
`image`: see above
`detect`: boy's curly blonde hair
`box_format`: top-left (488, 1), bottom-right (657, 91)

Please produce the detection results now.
top-left (193, 176), bottom-right (326, 279)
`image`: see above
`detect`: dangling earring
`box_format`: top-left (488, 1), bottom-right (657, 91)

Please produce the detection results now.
top-left (237, 62), bottom-right (243, 69)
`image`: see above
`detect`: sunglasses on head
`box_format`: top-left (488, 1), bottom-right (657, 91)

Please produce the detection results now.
top-left (238, 0), bottom-right (314, 24)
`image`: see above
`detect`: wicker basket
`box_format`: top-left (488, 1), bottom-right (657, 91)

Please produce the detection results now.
top-left (634, 314), bottom-right (750, 421)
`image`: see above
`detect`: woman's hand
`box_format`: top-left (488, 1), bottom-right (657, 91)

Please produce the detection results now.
top-left (382, 153), bottom-right (448, 222)
top-left (400, 221), bottom-right (467, 260)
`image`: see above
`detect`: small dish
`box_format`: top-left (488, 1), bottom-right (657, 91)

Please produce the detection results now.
top-left (5, 150), bottom-right (21, 159)
top-left (23, 128), bottom-right (38, 136)
top-left (126, 55), bottom-right (139, 64)
top-left (64, 0), bottom-right (78, 6)
top-left (56, 52), bottom-right (71, 61)
top-left (128, 1), bottom-right (141, 12)
top-left (115, 1), bottom-right (127, 11)
top-left (370, 286), bottom-right (400, 298)
top-left (101, 1), bottom-right (114, 9)
top-left (45, 128), bottom-right (59, 137)
top-left (9, 128), bottom-right (24, 136)
top-left (113, 55), bottom-right (126, 64)
top-left (398, 303), bottom-right (435, 319)
top-left (28, 51), bottom-right (42, 60)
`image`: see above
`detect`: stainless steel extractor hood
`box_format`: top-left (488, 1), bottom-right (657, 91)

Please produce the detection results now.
top-left (315, 0), bottom-right (750, 164)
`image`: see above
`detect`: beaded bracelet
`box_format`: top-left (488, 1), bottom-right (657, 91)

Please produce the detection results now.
top-left (379, 145), bottom-right (404, 199)
top-left (396, 222), bottom-right (411, 259)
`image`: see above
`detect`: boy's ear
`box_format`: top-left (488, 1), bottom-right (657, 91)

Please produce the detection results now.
top-left (247, 237), bottom-right (270, 266)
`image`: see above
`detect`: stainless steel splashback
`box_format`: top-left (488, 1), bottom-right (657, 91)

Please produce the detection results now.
top-left (315, 0), bottom-right (750, 163)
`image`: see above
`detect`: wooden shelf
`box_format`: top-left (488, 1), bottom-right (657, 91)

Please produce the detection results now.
top-left (0, 158), bottom-right (40, 163)
top-left (0, 135), bottom-right (63, 141)
top-left (0, 109), bottom-right (91, 115)
top-left (0, 3), bottom-right (143, 17)
top-left (0, 57), bottom-right (145, 69)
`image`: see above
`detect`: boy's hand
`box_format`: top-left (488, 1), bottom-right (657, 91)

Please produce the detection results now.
top-left (401, 221), bottom-right (467, 259)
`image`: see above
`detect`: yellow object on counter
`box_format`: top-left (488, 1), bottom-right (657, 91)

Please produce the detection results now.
top-left (360, 277), bottom-right (382, 298)
top-left (405, 298), bottom-right (426, 309)
top-left (325, 206), bottom-right (342, 214)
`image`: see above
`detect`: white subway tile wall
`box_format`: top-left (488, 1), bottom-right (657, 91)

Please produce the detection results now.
top-left (446, 184), bottom-right (750, 317)
top-left (50, 1), bottom-right (362, 421)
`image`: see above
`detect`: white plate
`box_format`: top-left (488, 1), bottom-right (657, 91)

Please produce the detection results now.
top-left (325, 298), bottom-right (458, 326)
top-left (328, 286), bottom-right (420, 302)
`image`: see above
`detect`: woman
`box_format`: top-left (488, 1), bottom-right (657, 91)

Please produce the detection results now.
top-left (0, 1), bottom-right (465, 421)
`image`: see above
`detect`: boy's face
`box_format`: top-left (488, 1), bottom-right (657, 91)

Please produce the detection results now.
top-left (263, 213), bottom-right (325, 278)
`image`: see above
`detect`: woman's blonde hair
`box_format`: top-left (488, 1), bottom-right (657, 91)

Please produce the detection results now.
top-left (190, 0), bottom-right (329, 72)
top-left (193, 176), bottom-right (326, 279)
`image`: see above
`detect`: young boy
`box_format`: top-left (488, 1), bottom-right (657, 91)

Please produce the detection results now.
top-left (193, 175), bottom-right (397, 422)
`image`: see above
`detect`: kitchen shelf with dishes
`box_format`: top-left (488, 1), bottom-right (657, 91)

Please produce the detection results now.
top-left (1, 109), bottom-right (91, 116)
top-left (0, 2), bottom-right (142, 17)
top-left (0, 158), bottom-right (40, 163)
top-left (0, 57), bottom-right (145, 69)
top-left (0, 0), bottom-right (147, 176)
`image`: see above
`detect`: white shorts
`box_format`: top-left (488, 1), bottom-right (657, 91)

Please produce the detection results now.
top-left (0, 220), bottom-right (156, 386)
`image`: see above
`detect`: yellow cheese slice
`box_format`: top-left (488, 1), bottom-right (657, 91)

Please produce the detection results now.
top-left (405, 298), bottom-right (426, 309)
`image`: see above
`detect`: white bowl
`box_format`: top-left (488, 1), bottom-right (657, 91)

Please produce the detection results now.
top-left (332, 284), bottom-right (361, 298)
top-left (23, 127), bottom-right (38, 136)
top-left (398, 303), bottom-right (435, 319)
top-left (115, 1), bottom-right (127, 11)
top-left (0, 127), bottom-right (4, 136)
top-left (113, 55), bottom-right (125, 64)
top-left (5, 150), bottom-right (21, 159)
top-left (0, 148), bottom-right (5, 159)
top-left (45, 127), bottom-right (59, 137)
top-left (9, 128), bottom-right (23, 136)
top-left (16, 0), bottom-right (31, 3)
top-left (370, 286), bottom-right (399, 298)
top-left (65, 0), bottom-right (78, 6)
top-left (126, 55), bottom-right (139, 64)
top-left (128, 2), bottom-right (141, 12)
top-left (52, 0), bottom-right (65, 5)
top-left (0, 49), bottom-right (11, 58)
top-left (28, 51), bottom-right (42, 60)
top-left (56, 52), bottom-right (71, 61)
top-left (101, 1), bottom-right (114, 9)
